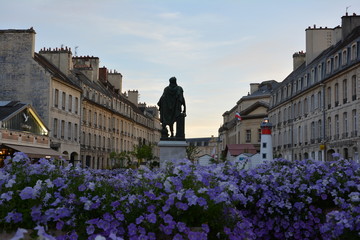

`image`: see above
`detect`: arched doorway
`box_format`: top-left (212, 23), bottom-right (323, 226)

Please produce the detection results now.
top-left (343, 148), bottom-right (349, 160)
top-left (327, 149), bottom-right (335, 161)
top-left (70, 152), bottom-right (78, 165)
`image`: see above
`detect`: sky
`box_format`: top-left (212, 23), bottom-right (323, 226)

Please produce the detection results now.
top-left (1, 0), bottom-right (360, 138)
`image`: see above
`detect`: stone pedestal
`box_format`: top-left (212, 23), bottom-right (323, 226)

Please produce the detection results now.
top-left (158, 140), bottom-right (188, 168)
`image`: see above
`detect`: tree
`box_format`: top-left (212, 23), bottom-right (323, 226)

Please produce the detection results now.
top-left (131, 144), bottom-right (154, 166)
top-left (109, 151), bottom-right (131, 169)
top-left (186, 145), bottom-right (201, 163)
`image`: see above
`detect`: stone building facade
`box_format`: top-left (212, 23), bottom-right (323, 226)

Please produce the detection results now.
top-left (219, 81), bottom-right (278, 153)
top-left (268, 13), bottom-right (360, 162)
top-left (0, 29), bottom-right (82, 162)
top-left (0, 28), bottom-right (161, 168)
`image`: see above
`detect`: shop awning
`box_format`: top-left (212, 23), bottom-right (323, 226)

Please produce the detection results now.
top-left (4, 144), bottom-right (63, 159)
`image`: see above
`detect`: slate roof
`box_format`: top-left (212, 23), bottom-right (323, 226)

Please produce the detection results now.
top-left (34, 53), bottom-right (81, 91)
top-left (0, 101), bottom-right (26, 121)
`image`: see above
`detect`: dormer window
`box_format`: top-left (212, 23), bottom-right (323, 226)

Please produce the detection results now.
top-left (342, 49), bottom-right (348, 66)
top-left (326, 59), bottom-right (331, 74)
top-left (311, 68), bottom-right (315, 84)
top-left (317, 64), bottom-right (322, 81)
top-left (334, 54), bottom-right (339, 70)
top-left (351, 43), bottom-right (357, 61)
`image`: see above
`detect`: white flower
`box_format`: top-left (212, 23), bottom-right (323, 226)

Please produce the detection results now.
top-left (349, 192), bottom-right (360, 202)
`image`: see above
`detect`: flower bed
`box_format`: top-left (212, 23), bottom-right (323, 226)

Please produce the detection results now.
top-left (0, 152), bottom-right (359, 239)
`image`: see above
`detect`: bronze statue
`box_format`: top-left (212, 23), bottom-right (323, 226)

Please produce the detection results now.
top-left (157, 77), bottom-right (186, 140)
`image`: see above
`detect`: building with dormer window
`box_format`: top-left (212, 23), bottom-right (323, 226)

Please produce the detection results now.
top-left (268, 13), bottom-right (360, 162)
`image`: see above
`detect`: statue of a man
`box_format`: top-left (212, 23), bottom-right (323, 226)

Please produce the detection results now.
top-left (157, 77), bottom-right (186, 139)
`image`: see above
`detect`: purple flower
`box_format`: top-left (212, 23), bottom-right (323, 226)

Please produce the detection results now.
top-left (146, 213), bottom-right (157, 224)
top-left (175, 202), bottom-right (189, 211)
top-left (78, 184), bottom-right (86, 192)
top-left (86, 225), bottom-right (95, 235)
top-left (177, 222), bottom-right (187, 232)
top-left (136, 215), bottom-right (144, 225)
top-left (114, 210), bottom-right (124, 221)
top-left (19, 186), bottom-right (36, 200)
top-left (5, 211), bottom-right (22, 223)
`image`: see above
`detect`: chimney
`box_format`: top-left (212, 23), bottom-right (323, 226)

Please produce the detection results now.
top-left (72, 56), bottom-right (99, 82)
top-left (99, 66), bottom-right (108, 83)
top-left (305, 25), bottom-right (340, 65)
top-left (0, 28), bottom-right (36, 58)
top-left (341, 13), bottom-right (360, 39)
top-left (108, 70), bottom-right (123, 93)
top-left (127, 90), bottom-right (139, 107)
top-left (250, 83), bottom-right (260, 94)
top-left (39, 46), bottom-right (73, 76)
top-left (292, 51), bottom-right (306, 70)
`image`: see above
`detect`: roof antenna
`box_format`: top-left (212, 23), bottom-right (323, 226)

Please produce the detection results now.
top-left (346, 6), bottom-right (351, 15)
top-left (75, 46), bottom-right (79, 56)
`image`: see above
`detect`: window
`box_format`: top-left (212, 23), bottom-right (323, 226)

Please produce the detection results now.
top-left (335, 115), bottom-right (339, 139)
top-left (81, 131), bottom-right (85, 145)
top-left (343, 79), bottom-right (348, 103)
top-left (304, 74), bottom-right (308, 87)
top-left (75, 97), bottom-right (79, 114)
top-left (88, 110), bottom-right (92, 125)
top-left (327, 117), bottom-right (332, 139)
top-left (298, 126), bottom-right (302, 144)
top-left (258, 129), bottom-right (261, 142)
top-left (94, 112), bottom-right (97, 127)
top-left (62, 92), bottom-right (66, 110)
top-left (311, 68), bottom-right (315, 84)
top-left (262, 142), bottom-right (267, 148)
top-left (311, 121), bottom-right (315, 140)
top-left (304, 124), bottom-right (308, 143)
top-left (53, 118), bottom-right (58, 138)
top-left (343, 112), bottom-right (348, 138)
top-left (294, 103), bottom-right (297, 118)
top-left (327, 87), bottom-right (331, 108)
top-left (342, 49), bottom-right (348, 65)
top-left (326, 59), bottom-right (331, 74)
top-left (298, 78), bottom-right (302, 91)
top-left (317, 64), bottom-right (322, 81)
top-left (74, 124), bottom-right (78, 141)
top-left (54, 89), bottom-right (59, 107)
top-left (246, 130), bottom-right (251, 143)
top-left (352, 75), bottom-right (357, 100)
top-left (68, 122), bottom-right (72, 140)
top-left (88, 133), bottom-right (91, 147)
top-left (351, 43), bottom-right (357, 61)
top-left (61, 120), bottom-right (65, 139)
top-left (262, 153), bottom-right (267, 159)
top-left (310, 95), bottom-right (315, 111)
top-left (68, 95), bottom-right (72, 112)
top-left (334, 54), bottom-right (339, 69)
top-left (317, 91), bottom-right (322, 109)
top-left (318, 120), bottom-right (322, 140)
top-left (335, 83), bottom-right (339, 106)
top-left (304, 98), bottom-right (308, 114)
top-left (352, 110), bottom-right (357, 136)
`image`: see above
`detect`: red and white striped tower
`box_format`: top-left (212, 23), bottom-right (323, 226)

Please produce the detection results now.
top-left (260, 117), bottom-right (273, 161)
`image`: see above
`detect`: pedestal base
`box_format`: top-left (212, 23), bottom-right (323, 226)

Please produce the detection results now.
top-left (158, 140), bottom-right (188, 168)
